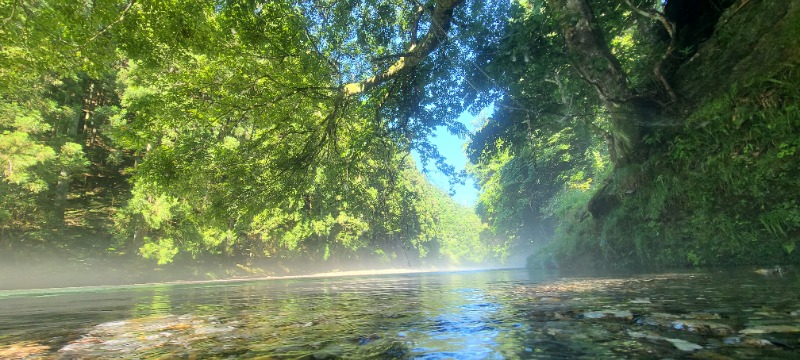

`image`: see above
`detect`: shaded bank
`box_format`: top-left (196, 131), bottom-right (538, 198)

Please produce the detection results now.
top-left (497, 0), bottom-right (800, 271)
top-left (568, 0), bottom-right (800, 269)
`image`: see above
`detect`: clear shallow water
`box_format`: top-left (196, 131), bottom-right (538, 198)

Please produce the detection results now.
top-left (0, 268), bottom-right (798, 359)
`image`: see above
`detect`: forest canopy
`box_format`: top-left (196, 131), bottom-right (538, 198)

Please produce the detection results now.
top-left (2, 0), bottom-right (799, 274)
top-left (0, 0), bottom-right (504, 269)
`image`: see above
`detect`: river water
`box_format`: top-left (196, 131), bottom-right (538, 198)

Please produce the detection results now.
top-left (0, 268), bottom-right (798, 359)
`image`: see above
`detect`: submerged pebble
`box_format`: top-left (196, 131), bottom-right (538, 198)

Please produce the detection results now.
top-left (581, 309), bottom-right (634, 320)
top-left (741, 338), bottom-right (776, 347)
top-left (739, 325), bottom-right (800, 334)
top-left (628, 330), bottom-right (703, 352)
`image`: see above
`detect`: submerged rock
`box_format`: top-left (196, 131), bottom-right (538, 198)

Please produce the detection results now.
top-left (628, 330), bottom-right (703, 352)
top-left (580, 310), bottom-right (633, 320)
top-left (538, 297), bottom-right (562, 303)
top-left (739, 325), bottom-right (800, 334)
top-left (636, 312), bottom-right (679, 326)
top-left (687, 312), bottom-right (722, 320)
top-left (723, 336), bottom-right (742, 345)
top-left (629, 298), bottom-right (652, 304)
top-left (672, 320), bottom-right (733, 336)
top-left (636, 313), bottom-right (732, 335)
top-left (664, 338), bottom-right (704, 352)
top-left (0, 341), bottom-right (50, 358)
top-left (357, 334), bottom-right (380, 345)
top-left (57, 313), bottom-right (245, 358)
top-left (741, 338), bottom-right (776, 347)
top-left (754, 267), bottom-right (786, 276)
top-left (690, 350), bottom-right (734, 360)
top-left (193, 324), bottom-right (236, 335)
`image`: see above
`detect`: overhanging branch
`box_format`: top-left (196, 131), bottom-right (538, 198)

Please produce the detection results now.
top-left (341, 0), bottom-right (464, 96)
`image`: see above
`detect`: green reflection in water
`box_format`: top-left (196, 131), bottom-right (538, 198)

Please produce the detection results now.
top-left (134, 291), bottom-right (172, 316)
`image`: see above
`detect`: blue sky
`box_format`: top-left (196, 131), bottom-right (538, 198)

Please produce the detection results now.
top-left (412, 106), bottom-right (492, 207)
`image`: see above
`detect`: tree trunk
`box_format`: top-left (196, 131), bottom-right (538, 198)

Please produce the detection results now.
top-left (549, 0), bottom-right (647, 168)
top-left (50, 84), bottom-right (87, 228)
top-left (341, 0), bottom-right (464, 96)
top-left (548, 0), bottom-right (658, 217)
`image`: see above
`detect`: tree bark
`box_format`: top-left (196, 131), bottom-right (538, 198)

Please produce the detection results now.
top-left (548, 0), bottom-right (664, 218)
top-left (548, 0), bottom-right (647, 168)
top-left (341, 0), bottom-right (464, 96)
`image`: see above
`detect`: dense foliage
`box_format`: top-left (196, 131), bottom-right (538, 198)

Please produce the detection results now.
top-left (0, 0), bottom-right (496, 272)
top-left (467, 0), bottom-right (800, 270)
top-left (2, 0), bottom-right (798, 276)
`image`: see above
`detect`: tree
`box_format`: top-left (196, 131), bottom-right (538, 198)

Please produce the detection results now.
top-left (98, 0), bottom-right (507, 265)
top-left (1, 0), bottom-right (127, 230)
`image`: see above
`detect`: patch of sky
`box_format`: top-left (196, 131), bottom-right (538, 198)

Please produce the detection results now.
top-left (413, 104), bottom-right (493, 207)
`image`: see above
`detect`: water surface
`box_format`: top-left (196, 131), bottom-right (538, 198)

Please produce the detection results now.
top-left (1, 268), bottom-right (798, 358)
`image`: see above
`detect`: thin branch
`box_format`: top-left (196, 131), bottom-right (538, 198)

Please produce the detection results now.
top-left (624, 0), bottom-right (678, 103)
top-left (82, 0), bottom-right (137, 46)
top-left (544, 69), bottom-right (572, 110)
top-left (299, 14), bottom-right (341, 80)
top-left (624, 0), bottom-right (674, 37)
top-left (1, 0), bottom-right (19, 30)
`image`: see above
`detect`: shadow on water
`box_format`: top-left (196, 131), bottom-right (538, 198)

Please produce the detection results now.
top-left (1, 268), bottom-right (799, 359)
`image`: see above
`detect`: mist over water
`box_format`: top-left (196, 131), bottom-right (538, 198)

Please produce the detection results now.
top-left (0, 250), bottom-right (515, 291)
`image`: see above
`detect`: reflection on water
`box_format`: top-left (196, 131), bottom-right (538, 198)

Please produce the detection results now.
top-left (0, 268), bottom-right (799, 359)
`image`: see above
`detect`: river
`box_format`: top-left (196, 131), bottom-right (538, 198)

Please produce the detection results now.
top-left (0, 268), bottom-right (798, 359)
